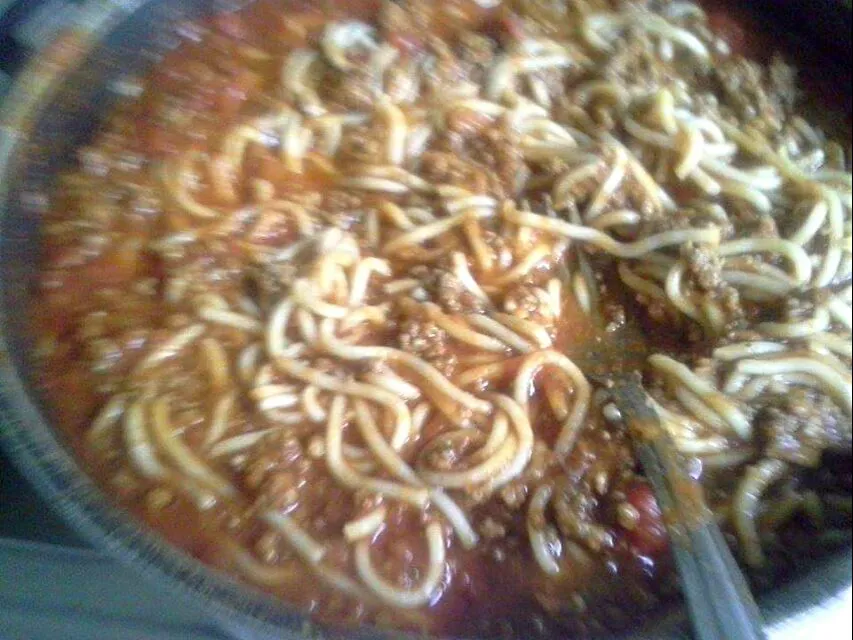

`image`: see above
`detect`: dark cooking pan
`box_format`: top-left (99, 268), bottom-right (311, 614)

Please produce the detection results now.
top-left (0, 1), bottom-right (850, 639)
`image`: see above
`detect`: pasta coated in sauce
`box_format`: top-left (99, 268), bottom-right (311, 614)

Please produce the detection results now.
top-left (35, 0), bottom-right (852, 637)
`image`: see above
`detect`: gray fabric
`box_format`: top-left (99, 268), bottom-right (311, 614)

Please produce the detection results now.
top-left (0, 539), bottom-right (231, 640)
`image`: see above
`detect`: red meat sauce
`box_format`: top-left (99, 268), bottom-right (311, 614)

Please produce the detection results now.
top-left (37, 241), bottom-right (667, 637)
top-left (30, 0), bottom-right (804, 637)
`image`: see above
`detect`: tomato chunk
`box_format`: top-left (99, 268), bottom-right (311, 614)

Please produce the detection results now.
top-left (622, 481), bottom-right (669, 558)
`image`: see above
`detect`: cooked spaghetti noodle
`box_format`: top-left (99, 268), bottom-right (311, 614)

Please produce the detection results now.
top-left (35, 0), bottom-right (851, 637)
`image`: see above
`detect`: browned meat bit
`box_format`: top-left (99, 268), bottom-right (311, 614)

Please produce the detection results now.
top-left (248, 259), bottom-right (297, 311)
top-left (426, 123), bottom-right (529, 198)
top-left (311, 480), bottom-right (355, 535)
top-left (769, 290), bottom-right (823, 326)
top-left (311, 356), bottom-right (356, 381)
top-left (420, 150), bottom-right (492, 195)
top-left (749, 215), bottom-right (780, 240)
top-left (684, 244), bottom-right (724, 292)
top-left (446, 109), bottom-right (495, 138)
top-left (321, 43), bottom-right (385, 112)
top-left (757, 388), bottom-right (852, 467)
top-left (503, 284), bottom-right (556, 325)
top-left (162, 246), bottom-right (246, 303)
top-left (712, 56), bottom-right (795, 128)
top-left (635, 206), bottom-right (721, 239)
top-left (409, 266), bottom-right (487, 314)
top-left (598, 31), bottom-right (682, 96)
top-left (337, 125), bottom-right (387, 167)
top-left (256, 470), bottom-right (306, 511)
top-left (246, 208), bottom-right (298, 247)
top-left (638, 204), bottom-right (717, 236)
top-left (398, 318), bottom-right (448, 359)
top-left (499, 482), bottom-right (529, 509)
top-left (245, 436), bottom-right (310, 510)
top-left (680, 243), bottom-right (744, 330)
top-left (398, 314), bottom-right (457, 375)
top-left (552, 481), bottom-right (615, 553)
top-left (319, 189), bottom-right (366, 230)
top-left (478, 516), bottom-right (508, 540)
top-left (323, 189), bottom-right (363, 214)
top-left (435, 271), bottom-right (487, 315)
top-left (480, 442), bottom-right (555, 507)
top-left (465, 128), bottom-right (530, 197)
top-left (421, 432), bottom-right (478, 471)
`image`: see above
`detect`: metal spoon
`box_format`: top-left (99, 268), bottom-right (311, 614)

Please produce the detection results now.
top-left (606, 376), bottom-right (768, 640)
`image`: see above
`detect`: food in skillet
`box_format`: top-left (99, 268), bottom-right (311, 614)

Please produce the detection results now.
top-left (35, 0), bottom-right (852, 637)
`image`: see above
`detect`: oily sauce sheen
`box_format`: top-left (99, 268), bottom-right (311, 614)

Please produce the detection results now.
top-left (34, 1), bottom-right (852, 638)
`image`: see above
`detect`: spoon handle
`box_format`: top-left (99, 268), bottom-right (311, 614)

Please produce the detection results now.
top-left (685, 525), bottom-right (767, 640)
top-left (611, 381), bottom-right (767, 640)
